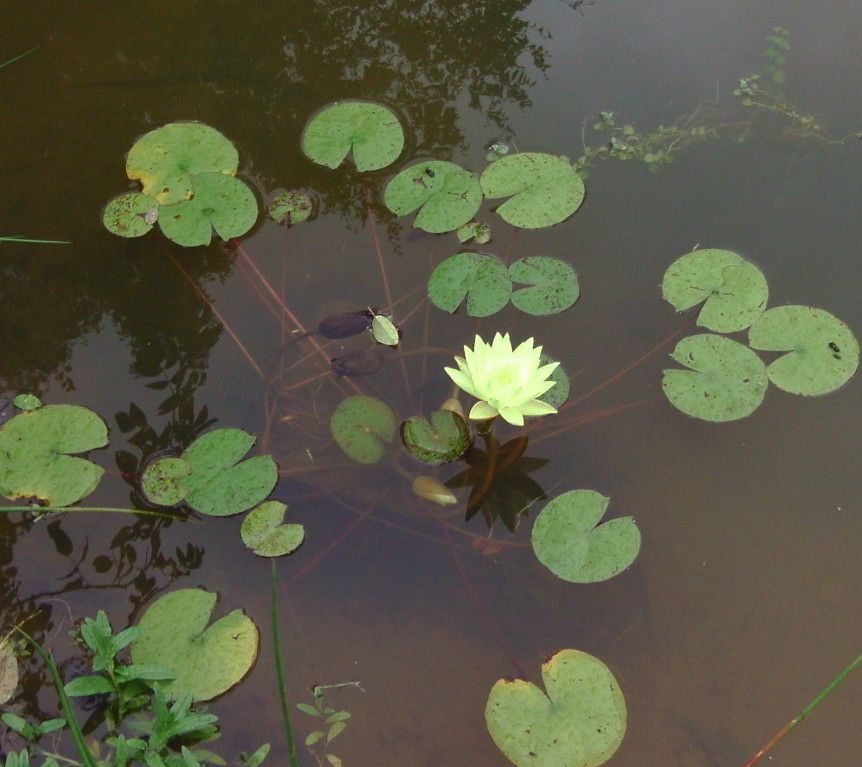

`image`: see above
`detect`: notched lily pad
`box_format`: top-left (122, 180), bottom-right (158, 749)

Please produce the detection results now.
top-left (401, 410), bottom-right (471, 464)
top-left (240, 501), bottom-right (305, 557)
top-left (531, 490), bottom-right (640, 583)
top-left (102, 192), bottom-right (160, 238)
top-left (427, 251), bottom-right (511, 317)
top-left (131, 589), bottom-right (258, 702)
top-left (301, 100), bottom-right (404, 171)
top-left (0, 404), bottom-right (108, 507)
top-left (663, 334), bottom-right (768, 421)
top-left (457, 221), bottom-right (491, 244)
top-left (748, 305), bottom-right (859, 395)
top-left (480, 152), bottom-right (585, 229)
top-left (485, 648), bottom-right (626, 767)
top-left (508, 257), bottom-right (579, 315)
top-left (661, 249), bottom-right (768, 332)
top-left (126, 122), bottom-right (239, 206)
top-left (157, 172), bottom-right (258, 247)
top-left (140, 456), bottom-right (193, 507)
top-left (330, 395), bottom-right (396, 464)
top-left (384, 161), bottom-right (483, 233)
top-left (267, 190), bottom-right (314, 225)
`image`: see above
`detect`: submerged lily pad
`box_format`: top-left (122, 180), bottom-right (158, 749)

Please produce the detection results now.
top-left (102, 192), bottom-right (160, 238)
top-left (384, 161), bottom-right (483, 233)
top-left (538, 354), bottom-right (570, 410)
top-left (157, 172), bottom-right (258, 247)
top-left (401, 410), bottom-right (471, 464)
top-left (427, 252), bottom-right (511, 316)
top-left (485, 648), bottom-right (626, 767)
top-left (267, 191), bottom-right (314, 225)
top-left (532, 490), bottom-right (640, 583)
top-left (480, 152), bottom-right (585, 229)
top-left (748, 305), bottom-right (859, 395)
top-left (131, 589), bottom-right (258, 702)
top-left (508, 257), bottom-right (579, 315)
top-left (330, 395), bottom-right (396, 464)
top-left (0, 404), bottom-right (108, 507)
top-left (661, 249), bottom-right (768, 332)
top-left (240, 501), bottom-right (305, 557)
top-left (301, 101), bottom-right (404, 171)
top-left (126, 122), bottom-right (239, 206)
top-left (663, 334), bottom-right (768, 421)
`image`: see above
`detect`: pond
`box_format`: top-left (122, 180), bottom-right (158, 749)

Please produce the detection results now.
top-left (2, 1), bottom-right (862, 766)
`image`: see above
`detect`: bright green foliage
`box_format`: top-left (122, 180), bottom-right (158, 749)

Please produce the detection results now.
top-left (509, 257), bottom-right (579, 315)
top-left (298, 683), bottom-right (358, 767)
top-left (427, 251), bottom-right (511, 316)
top-left (268, 191), bottom-right (314, 225)
top-left (662, 334), bottom-right (768, 421)
top-left (141, 429), bottom-right (278, 516)
top-left (748, 305), bottom-right (860, 395)
top-left (301, 100), bottom-right (404, 171)
top-left (485, 649), bottom-right (626, 767)
top-left (0, 404), bottom-right (107, 506)
top-left (157, 172), bottom-right (258, 247)
top-left (456, 220), bottom-right (491, 244)
top-left (538, 354), bottom-right (570, 409)
top-left (11, 394), bottom-right (41, 411)
top-left (662, 249), bottom-right (768, 332)
top-left (480, 152), bottom-right (585, 228)
top-left (131, 589), bottom-right (259, 702)
top-left (371, 314), bottom-right (400, 346)
top-left (531, 490), bottom-right (640, 583)
top-left (240, 501), bottom-right (305, 557)
top-left (126, 122), bottom-right (239, 206)
top-left (101, 192), bottom-right (159, 238)
top-left (330, 396), bottom-right (397, 464)
top-left (384, 161), bottom-right (482, 233)
top-left (400, 410), bottom-right (471, 464)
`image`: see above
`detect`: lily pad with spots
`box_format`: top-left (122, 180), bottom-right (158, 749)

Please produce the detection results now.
top-left (330, 395), bottom-right (397, 464)
top-left (240, 501), bottom-right (305, 557)
top-left (401, 410), bottom-right (471, 464)
top-left (748, 305), bottom-right (859, 395)
top-left (662, 334), bottom-right (768, 421)
top-left (427, 251), bottom-right (511, 316)
top-left (508, 256), bottom-right (579, 315)
top-left (102, 192), bottom-right (160, 238)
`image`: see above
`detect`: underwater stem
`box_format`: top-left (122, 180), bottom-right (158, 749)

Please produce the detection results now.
top-left (270, 560), bottom-right (301, 767)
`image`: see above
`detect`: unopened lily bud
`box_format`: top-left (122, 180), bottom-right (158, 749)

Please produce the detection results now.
top-left (412, 475), bottom-right (457, 506)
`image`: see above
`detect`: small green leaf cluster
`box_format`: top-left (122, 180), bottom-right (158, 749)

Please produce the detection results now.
top-left (297, 684), bottom-right (356, 767)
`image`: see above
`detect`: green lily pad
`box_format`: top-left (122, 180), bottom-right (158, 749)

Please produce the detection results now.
top-left (384, 161), bottom-right (483, 233)
top-left (531, 490), bottom-right (640, 583)
top-left (457, 221), bottom-right (491, 244)
top-left (157, 172), bottom-right (258, 247)
top-left (508, 257), bottom-right (579, 315)
top-left (748, 305), bottom-right (860, 395)
top-left (427, 252), bottom-right (512, 316)
top-left (267, 190), bottom-right (314, 225)
top-left (0, 404), bottom-right (108, 506)
top-left (140, 456), bottom-right (193, 507)
top-left (240, 501), bottom-right (305, 557)
top-left (400, 410), bottom-right (471, 464)
top-left (301, 100), bottom-right (404, 171)
top-left (663, 334), bottom-right (768, 421)
top-left (661, 249), bottom-right (768, 332)
top-left (330, 395), bottom-right (397, 464)
top-left (12, 394), bottom-right (41, 411)
top-left (131, 589), bottom-right (258, 702)
top-left (102, 192), bottom-right (160, 238)
top-left (480, 152), bottom-right (585, 229)
top-left (126, 122), bottom-right (239, 206)
top-left (178, 429), bottom-right (278, 516)
top-left (486, 648), bottom-right (626, 767)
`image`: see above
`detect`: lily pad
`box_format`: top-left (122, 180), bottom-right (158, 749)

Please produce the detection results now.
top-left (130, 589), bottom-right (258, 702)
top-left (532, 490), bottom-right (640, 583)
top-left (480, 152), bottom-right (585, 229)
top-left (178, 429), bottom-right (278, 516)
top-left (126, 122), bottom-right (239, 206)
top-left (457, 221), bottom-right (491, 244)
top-left (157, 172), bottom-right (258, 247)
top-left (102, 192), bottom-right (160, 238)
top-left (661, 249), bottom-right (768, 332)
top-left (384, 161), bottom-right (483, 233)
top-left (401, 409), bottom-right (471, 464)
top-left (301, 100), bottom-right (404, 171)
top-left (240, 501), bottom-right (305, 557)
top-left (538, 354), bottom-right (570, 410)
top-left (748, 305), bottom-right (860, 395)
top-left (140, 456), bottom-right (193, 507)
top-left (663, 334), bottom-right (768, 421)
top-left (0, 404), bottom-right (108, 506)
top-left (486, 648), bottom-right (626, 767)
top-left (509, 257), bottom-right (579, 315)
top-left (330, 395), bottom-right (396, 464)
top-left (267, 190), bottom-right (314, 225)
top-left (427, 252), bottom-right (511, 317)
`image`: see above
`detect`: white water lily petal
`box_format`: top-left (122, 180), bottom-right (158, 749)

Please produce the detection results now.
top-left (470, 400), bottom-right (500, 420)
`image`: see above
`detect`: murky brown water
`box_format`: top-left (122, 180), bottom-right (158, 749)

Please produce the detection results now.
top-left (2, 1), bottom-right (862, 765)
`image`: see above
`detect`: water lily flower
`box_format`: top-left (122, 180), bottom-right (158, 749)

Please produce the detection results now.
top-left (444, 332), bottom-right (559, 426)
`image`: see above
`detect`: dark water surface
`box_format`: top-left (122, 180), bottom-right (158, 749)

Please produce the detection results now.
top-left (2, 1), bottom-right (862, 765)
